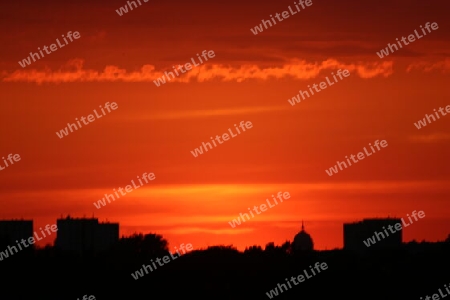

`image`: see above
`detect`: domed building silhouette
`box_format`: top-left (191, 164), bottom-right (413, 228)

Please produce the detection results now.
top-left (292, 221), bottom-right (314, 252)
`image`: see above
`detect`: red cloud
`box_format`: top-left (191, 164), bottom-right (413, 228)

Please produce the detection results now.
top-left (2, 58), bottom-right (393, 84)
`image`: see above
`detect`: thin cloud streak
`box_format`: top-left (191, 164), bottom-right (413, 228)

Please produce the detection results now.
top-left (407, 58), bottom-right (450, 73)
top-left (120, 106), bottom-right (288, 121)
top-left (2, 58), bottom-right (394, 84)
top-left (408, 133), bottom-right (450, 143)
top-left (3, 180), bottom-right (450, 198)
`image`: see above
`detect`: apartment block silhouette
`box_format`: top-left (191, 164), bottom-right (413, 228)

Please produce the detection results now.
top-left (344, 218), bottom-right (402, 251)
top-left (0, 219), bottom-right (33, 248)
top-left (54, 216), bottom-right (119, 255)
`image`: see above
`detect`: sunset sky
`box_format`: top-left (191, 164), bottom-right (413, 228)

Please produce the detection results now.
top-left (0, 0), bottom-right (449, 250)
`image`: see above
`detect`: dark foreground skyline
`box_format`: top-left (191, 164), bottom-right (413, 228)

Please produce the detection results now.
top-left (1, 226), bottom-right (450, 299)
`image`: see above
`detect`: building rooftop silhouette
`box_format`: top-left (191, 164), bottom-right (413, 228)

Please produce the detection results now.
top-left (54, 216), bottom-right (119, 255)
top-left (344, 218), bottom-right (402, 252)
top-left (292, 221), bottom-right (314, 252)
top-left (0, 219), bottom-right (33, 248)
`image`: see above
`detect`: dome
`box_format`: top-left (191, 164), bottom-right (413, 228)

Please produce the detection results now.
top-left (292, 221), bottom-right (314, 252)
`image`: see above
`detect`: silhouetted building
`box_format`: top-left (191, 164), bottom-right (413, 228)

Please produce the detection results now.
top-left (292, 221), bottom-right (314, 252)
top-left (344, 218), bottom-right (402, 252)
top-left (54, 216), bottom-right (118, 255)
top-left (0, 220), bottom-right (33, 248)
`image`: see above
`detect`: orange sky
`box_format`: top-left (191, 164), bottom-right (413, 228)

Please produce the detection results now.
top-left (0, 0), bottom-right (449, 250)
